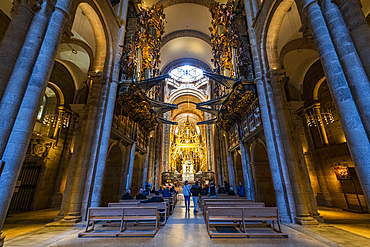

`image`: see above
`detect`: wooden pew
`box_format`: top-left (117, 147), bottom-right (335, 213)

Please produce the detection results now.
top-left (203, 202), bottom-right (265, 217)
top-left (205, 207), bottom-right (288, 238)
top-left (111, 201), bottom-right (168, 225)
top-left (201, 198), bottom-right (253, 210)
top-left (78, 207), bottom-right (159, 237)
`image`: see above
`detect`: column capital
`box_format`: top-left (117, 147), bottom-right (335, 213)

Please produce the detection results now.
top-left (12, 0), bottom-right (41, 14)
top-left (87, 71), bottom-right (104, 85)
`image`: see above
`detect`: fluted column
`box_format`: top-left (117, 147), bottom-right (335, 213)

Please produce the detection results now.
top-left (244, 0), bottom-right (294, 223)
top-left (312, 104), bottom-right (329, 145)
top-left (321, 0), bottom-right (370, 138)
top-left (0, 0), bottom-right (55, 160)
top-left (0, 0), bottom-right (38, 100)
top-left (62, 72), bottom-right (104, 223)
top-left (0, 0), bottom-right (72, 240)
top-left (300, 0), bottom-right (370, 212)
top-left (336, 0), bottom-right (370, 80)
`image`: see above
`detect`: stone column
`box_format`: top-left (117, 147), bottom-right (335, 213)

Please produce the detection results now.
top-left (268, 70), bottom-right (318, 225)
top-left (336, 0), bottom-right (370, 80)
top-left (321, 0), bottom-right (370, 138)
top-left (300, 0), bottom-right (370, 212)
top-left (244, 0), bottom-right (294, 223)
top-left (126, 141), bottom-right (137, 190)
top-left (0, 0), bottom-right (38, 100)
top-left (90, 0), bottom-right (129, 208)
top-left (0, 0), bottom-right (71, 239)
top-left (299, 109), bottom-right (332, 206)
top-left (55, 112), bottom-right (85, 221)
top-left (239, 140), bottom-right (255, 200)
top-left (51, 113), bottom-right (76, 207)
top-left (224, 134), bottom-right (236, 189)
top-left (0, 0), bottom-right (55, 160)
top-left (311, 104), bottom-right (329, 145)
top-left (62, 72), bottom-right (104, 223)
top-left (142, 139), bottom-right (150, 187)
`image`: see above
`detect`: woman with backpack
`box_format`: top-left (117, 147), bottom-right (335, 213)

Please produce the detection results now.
top-left (183, 180), bottom-right (191, 211)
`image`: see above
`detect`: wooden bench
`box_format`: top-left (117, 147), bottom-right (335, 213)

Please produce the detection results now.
top-left (201, 198), bottom-right (253, 210)
top-left (203, 202), bottom-right (264, 216)
top-left (205, 207), bottom-right (288, 238)
top-left (111, 201), bottom-right (168, 225)
top-left (78, 207), bottom-right (159, 237)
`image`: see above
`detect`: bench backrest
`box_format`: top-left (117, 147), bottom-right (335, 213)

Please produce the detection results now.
top-left (139, 202), bottom-right (166, 210)
top-left (207, 207), bottom-right (278, 218)
top-left (122, 207), bottom-right (158, 216)
top-left (109, 202), bottom-right (139, 207)
top-left (88, 207), bottom-right (124, 217)
top-left (205, 202), bottom-right (265, 208)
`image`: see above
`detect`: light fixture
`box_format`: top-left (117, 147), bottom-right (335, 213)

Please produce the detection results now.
top-left (43, 110), bottom-right (71, 129)
top-left (306, 109), bottom-right (334, 127)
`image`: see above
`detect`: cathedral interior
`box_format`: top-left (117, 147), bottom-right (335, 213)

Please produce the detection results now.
top-left (0, 0), bottom-right (370, 246)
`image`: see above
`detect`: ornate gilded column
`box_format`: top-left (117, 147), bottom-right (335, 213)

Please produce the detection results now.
top-left (0, 0), bottom-right (39, 101)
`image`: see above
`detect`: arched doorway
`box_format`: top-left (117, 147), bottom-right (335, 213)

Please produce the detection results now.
top-left (252, 142), bottom-right (276, 207)
top-left (101, 145), bottom-right (122, 206)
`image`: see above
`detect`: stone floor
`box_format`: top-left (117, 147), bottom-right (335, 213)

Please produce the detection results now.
top-left (2, 197), bottom-right (370, 246)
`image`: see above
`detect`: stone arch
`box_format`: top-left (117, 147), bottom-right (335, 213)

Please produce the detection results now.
top-left (168, 88), bottom-right (207, 103)
top-left (101, 142), bottom-right (123, 206)
top-left (161, 30), bottom-right (211, 47)
top-left (279, 38), bottom-right (316, 67)
top-left (302, 59), bottom-right (324, 107)
top-left (263, 0), bottom-right (295, 70)
top-left (76, 2), bottom-right (107, 72)
top-left (161, 58), bottom-right (213, 75)
top-left (157, 0), bottom-right (216, 9)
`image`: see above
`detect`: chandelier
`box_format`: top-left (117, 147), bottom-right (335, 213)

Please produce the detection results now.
top-left (305, 109), bottom-right (334, 127)
top-left (43, 110), bottom-right (71, 129)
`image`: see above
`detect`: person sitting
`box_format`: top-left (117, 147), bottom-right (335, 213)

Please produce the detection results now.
top-left (208, 181), bottom-right (217, 197)
top-left (170, 186), bottom-right (177, 194)
top-left (121, 189), bottom-right (133, 200)
top-left (163, 187), bottom-right (172, 197)
top-left (218, 186), bottom-right (226, 194)
top-left (237, 182), bottom-right (245, 197)
top-left (200, 186), bottom-right (208, 196)
top-left (158, 186), bottom-right (164, 194)
top-left (140, 191), bottom-right (164, 203)
top-left (136, 188), bottom-right (147, 199)
top-left (227, 187), bottom-right (236, 195)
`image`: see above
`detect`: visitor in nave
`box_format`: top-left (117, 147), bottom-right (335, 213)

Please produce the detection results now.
top-left (183, 180), bottom-right (191, 211)
top-left (191, 181), bottom-right (201, 212)
top-left (136, 188), bottom-right (147, 199)
top-left (121, 190), bottom-right (133, 200)
top-left (163, 187), bottom-right (172, 197)
top-left (208, 181), bottom-right (217, 197)
top-left (237, 182), bottom-right (245, 197)
top-left (227, 187), bottom-right (236, 196)
top-left (140, 191), bottom-right (164, 203)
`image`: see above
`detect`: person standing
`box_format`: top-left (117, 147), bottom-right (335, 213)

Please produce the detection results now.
top-left (209, 181), bottom-right (217, 197)
top-left (183, 180), bottom-right (191, 211)
top-left (190, 181), bottom-right (201, 212)
top-left (237, 182), bottom-right (245, 197)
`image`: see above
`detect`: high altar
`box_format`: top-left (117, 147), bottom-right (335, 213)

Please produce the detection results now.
top-left (170, 116), bottom-right (206, 181)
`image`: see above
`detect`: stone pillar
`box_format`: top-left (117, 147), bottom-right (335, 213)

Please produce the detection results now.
top-left (0, 0), bottom-right (38, 100)
top-left (244, 0), bottom-right (294, 223)
top-left (142, 139), bottom-right (150, 187)
top-left (89, 0), bottom-right (129, 208)
top-left (268, 70), bottom-right (318, 225)
top-left (336, 0), bottom-right (370, 80)
top-left (300, 0), bottom-right (370, 212)
top-left (321, 0), bottom-right (370, 138)
top-left (224, 134), bottom-right (236, 189)
top-left (62, 72), bottom-right (104, 223)
top-left (239, 140), bottom-right (255, 200)
top-left (51, 113), bottom-right (76, 207)
top-left (0, 0), bottom-right (71, 239)
top-left (0, 0), bottom-right (55, 160)
top-left (55, 112), bottom-right (85, 221)
top-left (126, 141), bottom-right (137, 190)
top-left (312, 104), bottom-right (329, 145)
top-left (299, 109), bottom-right (332, 206)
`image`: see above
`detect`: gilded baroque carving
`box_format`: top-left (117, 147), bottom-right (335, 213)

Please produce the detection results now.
top-left (29, 138), bottom-right (54, 157)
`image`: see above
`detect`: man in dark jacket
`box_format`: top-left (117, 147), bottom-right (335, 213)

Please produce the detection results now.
top-left (224, 181), bottom-right (230, 192)
top-left (190, 181), bottom-right (201, 212)
top-left (121, 189), bottom-right (133, 200)
top-left (140, 191), bottom-right (164, 203)
top-left (136, 188), bottom-right (147, 199)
